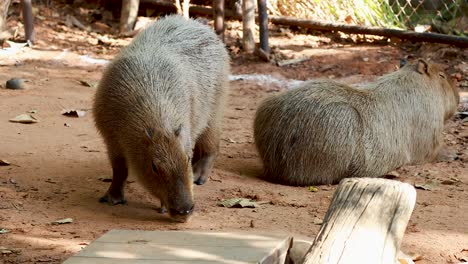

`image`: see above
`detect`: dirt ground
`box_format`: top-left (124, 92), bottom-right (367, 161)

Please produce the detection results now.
top-left (0, 2), bottom-right (467, 264)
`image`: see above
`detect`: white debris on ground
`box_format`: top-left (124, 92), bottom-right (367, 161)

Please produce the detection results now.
top-left (229, 74), bottom-right (304, 89)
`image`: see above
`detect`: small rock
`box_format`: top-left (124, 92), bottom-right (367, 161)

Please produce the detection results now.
top-left (6, 78), bottom-right (25, 90)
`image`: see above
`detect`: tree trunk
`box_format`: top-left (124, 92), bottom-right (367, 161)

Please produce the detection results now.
top-left (0, 0), bottom-right (11, 45)
top-left (242, 0), bottom-right (255, 52)
top-left (120, 0), bottom-right (140, 33)
top-left (302, 178), bottom-right (416, 264)
top-left (213, 0), bottom-right (225, 41)
top-left (257, 0), bottom-right (268, 53)
top-left (175, 0), bottom-right (182, 15)
top-left (22, 0), bottom-right (34, 43)
top-left (182, 0), bottom-right (189, 18)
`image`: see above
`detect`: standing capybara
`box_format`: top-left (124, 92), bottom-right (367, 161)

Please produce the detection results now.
top-left (254, 60), bottom-right (458, 186)
top-left (93, 15), bottom-right (230, 222)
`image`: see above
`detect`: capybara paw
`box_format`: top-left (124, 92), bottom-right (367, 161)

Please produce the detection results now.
top-left (157, 207), bottom-right (167, 214)
top-left (194, 176), bottom-right (207, 185)
top-left (99, 193), bottom-right (127, 205)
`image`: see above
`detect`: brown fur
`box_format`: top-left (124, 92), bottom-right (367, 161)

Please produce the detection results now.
top-left (93, 15), bottom-right (230, 222)
top-left (254, 60), bottom-right (458, 186)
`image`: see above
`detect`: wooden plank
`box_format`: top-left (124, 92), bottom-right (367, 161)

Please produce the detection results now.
top-left (64, 230), bottom-right (292, 264)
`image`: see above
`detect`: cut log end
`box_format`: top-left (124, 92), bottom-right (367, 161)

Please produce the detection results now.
top-left (302, 178), bottom-right (417, 264)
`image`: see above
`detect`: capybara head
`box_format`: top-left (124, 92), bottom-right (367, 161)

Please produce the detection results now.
top-left (129, 125), bottom-right (194, 223)
top-left (402, 59), bottom-right (459, 120)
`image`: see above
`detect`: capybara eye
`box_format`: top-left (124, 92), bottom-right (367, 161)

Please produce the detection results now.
top-left (151, 162), bottom-right (158, 174)
top-left (439, 73), bottom-right (446, 79)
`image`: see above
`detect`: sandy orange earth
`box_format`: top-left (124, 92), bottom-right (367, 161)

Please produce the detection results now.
top-left (0, 4), bottom-right (467, 263)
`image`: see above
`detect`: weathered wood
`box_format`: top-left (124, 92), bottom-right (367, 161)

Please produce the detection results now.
top-left (175, 0), bottom-right (190, 18)
top-left (242, 0), bottom-right (255, 52)
top-left (120, 0), bottom-right (140, 33)
top-left (213, 0), bottom-right (225, 41)
top-left (182, 0), bottom-right (189, 18)
top-left (257, 0), bottom-right (268, 53)
top-left (0, 0), bottom-right (11, 30)
top-left (302, 178), bottom-right (416, 264)
top-left (140, 0), bottom-right (467, 47)
top-left (268, 16), bottom-right (468, 48)
top-left (140, 0), bottom-right (240, 19)
top-left (21, 0), bottom-right (34, 43)
top-left (175, 0), bottom-right (182, 15)
top-left (0, 0), bottom-right (11, 44)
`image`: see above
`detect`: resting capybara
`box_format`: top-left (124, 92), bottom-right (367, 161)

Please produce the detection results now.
top-left (254, 59), bottom-right (458, 186)
top-left (93, 15), bottom-right (230, 222)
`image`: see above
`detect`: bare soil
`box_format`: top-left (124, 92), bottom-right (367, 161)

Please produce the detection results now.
top-left (0, 2), bottom-right (467, 264)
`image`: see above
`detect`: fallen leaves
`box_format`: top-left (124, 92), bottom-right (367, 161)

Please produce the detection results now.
top-left (79, 79), bottom-right (98, 88)
top-left (308, 186), bottom-right (318, 192)
top-left (0, 247), bottom-right (21, 255)
top-left (9, 113), bottom-right (38, 124)
top-left (414, 180), bottom-right (440, 191)
top-left (51, 218), bottom-right (73, 225)
top-left (218, 198), bottom-right (258, 208)
top-left (0, 159), bottom-right (11, 166)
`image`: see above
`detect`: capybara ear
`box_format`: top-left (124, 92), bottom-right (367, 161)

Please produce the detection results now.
top-left (174, 124), bottom-right (182, 137)
top-left (416, 59), bottom-right (429, 75)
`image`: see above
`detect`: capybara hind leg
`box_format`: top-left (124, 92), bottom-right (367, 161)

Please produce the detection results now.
top-left (100, 155), bottom-right (128, 205)
top-left (192, 126), bottom-right (219, 185)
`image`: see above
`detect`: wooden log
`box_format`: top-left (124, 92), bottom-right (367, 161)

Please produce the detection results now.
top-left (269, 16), bottom-right (468, 48)
top-left (302, 178), bottom-right (416, 264)
top-left (120, 0), bottom-right (140, 33)
top-left (139, 0), bottom-right (467, 47)
top-left (242, 0), bottom-right (255, 52)
top-left (213, 0), bottom-right (225, 41)
top-left (257, 0), bottom-right (268, 53)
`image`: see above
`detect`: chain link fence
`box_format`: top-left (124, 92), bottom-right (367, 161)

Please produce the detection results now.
top-left (267, 0), bottom-right (467, 36)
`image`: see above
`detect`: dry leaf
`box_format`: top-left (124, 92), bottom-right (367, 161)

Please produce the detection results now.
top-left (441, 178), bottom-right (461, 185)
top-left (51, 218), bottom-right (73, 225)
top-left (0, 159), bottom-right (11, 166)
top-left (384, 171), bottom-right (400, 179)
top-left (61, 109), bottom-right (86, 118)
top-left (415, 180), bottom-right (439, 191)
top-left (312, 217), bottom-right (322, 225)
top-left (308, 186), bottom-right (318, 192)
top-left (218, 198), bottom-right (258, 208)
top-left (0, 247), bottom-right (21, 255)
top-left (79, 80), bottom-right (98, 88)
top-left (9, 114), bottom-right (38, 123)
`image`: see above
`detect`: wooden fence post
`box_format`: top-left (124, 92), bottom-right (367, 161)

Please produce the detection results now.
top-left (302, 178), bottom-right (416, 264)
top-left (213, 0), bottom-right (225, 41)
top-left (242, 0), bottom-right (255, 52)
top-left (257, 0), bottom-right (268, 53)
top-left (120, 0), bottom-right (140, 33)
top-left (22, 0), bottom-right (34, 43)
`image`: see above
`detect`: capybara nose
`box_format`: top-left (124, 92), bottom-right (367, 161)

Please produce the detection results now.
top-left (169, 205), bottom-right (194, 217)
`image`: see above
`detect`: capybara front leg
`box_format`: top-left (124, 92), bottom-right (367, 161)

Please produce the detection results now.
top-left (192, 126), bottom-right (219, 185)
top-left (100, 156), bottom-right (128, 205)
